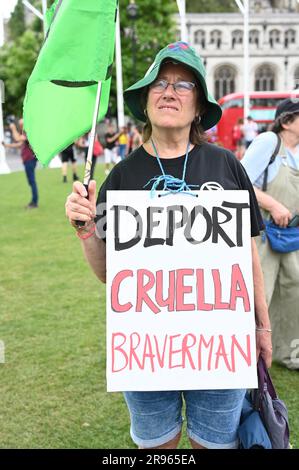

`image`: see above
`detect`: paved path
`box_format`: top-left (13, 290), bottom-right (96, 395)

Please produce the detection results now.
top-left (2, 148), bottom-right (105, 173)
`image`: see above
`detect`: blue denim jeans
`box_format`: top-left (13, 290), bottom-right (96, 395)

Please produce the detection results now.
top-left (124, 388), bottom-right (246, 449)
top-left (119, 144), bottom-right (127, 160)
top-left (24, 159), bottom-right (38, 205)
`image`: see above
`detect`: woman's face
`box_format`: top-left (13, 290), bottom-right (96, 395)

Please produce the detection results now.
top-left (146, 62), bottom-right (199, 133)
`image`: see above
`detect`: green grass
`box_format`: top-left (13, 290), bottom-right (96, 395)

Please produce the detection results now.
top-left (0, 163), bottom-right (298, 449)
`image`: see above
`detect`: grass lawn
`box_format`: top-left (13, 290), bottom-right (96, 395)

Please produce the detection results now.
top-left (0, 163), bottom-right (298, 449)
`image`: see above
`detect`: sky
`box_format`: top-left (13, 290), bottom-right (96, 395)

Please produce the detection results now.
top-left (1, 0), bottom-right (18, 19)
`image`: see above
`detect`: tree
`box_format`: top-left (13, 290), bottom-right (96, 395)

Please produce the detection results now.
top-left (0, 30), bottom-right (43, 116)
top-left (30, 0), bottom-right (56, 33)
top-left (8, 0), bottom-right (26, 40)
top-left (1, 0), bottom-right (176, 118)
top-left (110, 0), bottom-right (177, 117)
top-left (186, 0), bottom-right (238, 13)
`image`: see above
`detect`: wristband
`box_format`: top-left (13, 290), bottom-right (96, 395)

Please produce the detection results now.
top-left (256, 327), bottom-right (272, 333)
top-left (76, 223), bottom-right (96, 240)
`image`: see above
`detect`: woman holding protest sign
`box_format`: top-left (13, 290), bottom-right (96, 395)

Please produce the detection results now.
top-left (65, 42), bottom-right (272, 449)
top-left (242, 98), bottom-right (299, 370)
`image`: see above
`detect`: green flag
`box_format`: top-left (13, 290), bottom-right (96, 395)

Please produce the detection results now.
top-left (23, 0), bottom-right (118, 165)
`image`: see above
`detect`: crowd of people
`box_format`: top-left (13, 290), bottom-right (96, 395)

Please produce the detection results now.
top-left (57, 122), bottom-right (144, 182)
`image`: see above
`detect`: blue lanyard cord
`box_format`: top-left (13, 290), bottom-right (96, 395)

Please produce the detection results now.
top-left (143, 139), bottom-right (199, 198)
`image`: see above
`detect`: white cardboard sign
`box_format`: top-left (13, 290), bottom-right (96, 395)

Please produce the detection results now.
top-left (106, 190), bottom-right (257, 392)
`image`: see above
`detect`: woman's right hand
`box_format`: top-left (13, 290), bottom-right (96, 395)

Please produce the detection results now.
top-left (269, 201), bottom-right (292, 227)
top-left (65, 180), bottom-right (97, 228)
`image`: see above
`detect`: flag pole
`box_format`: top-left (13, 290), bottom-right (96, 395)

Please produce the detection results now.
top-left (235, 0), bottom-right (250, 120)
top-left (75, 81), bottom-right (102, 227)
top-left (22, 1), bottom-right (43, 20)
top-left (176, 0), bottom-right (187, 42)
top-left (41, 0), bottom-right (48, 37)
top-left (115, 7), bottom-right (125, 128)
top-left (83, 81), bottom-right (102, 188)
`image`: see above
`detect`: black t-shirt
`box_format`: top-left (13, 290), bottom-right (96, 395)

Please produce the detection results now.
top-left (105, 132), bottom-right (117, 150)
top-left (97, 142), bottom-right (264, 238)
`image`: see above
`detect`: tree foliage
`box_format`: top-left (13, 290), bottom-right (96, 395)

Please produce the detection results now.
top-left (8, 0), bottom-right (26, 40)
top-left (0, 30), bottom-right (43, 116)
top-left (186, 0), bottom-right (238, 13)
top-left (110, 0), bottom-right (177, 117)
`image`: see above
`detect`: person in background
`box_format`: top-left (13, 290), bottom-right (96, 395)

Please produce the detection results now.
top-left (65, 42), bottom-right (271, 450)
top-left (205, 124), bottom-right (217, 144)
top-left (131, 124), bottom-right (143, 151)
top-left (104, 123), bottom-right (120, 175)
top-left (243, 116), bottom-right (258, 148)
top-left (60, 144), bottom-right (79, 183)
top-left (232, 118), bottom-right (245, 160)
top-left (118, 126), bottom-right (128, 160)
top-left (76, 132), bottom-right (101, 180)
top-left (2, 119), bottom-right (39, 209)
top-left (242, 98), bottom-right (299, 370)
top-left (127, 121), bottom-right (134, 154)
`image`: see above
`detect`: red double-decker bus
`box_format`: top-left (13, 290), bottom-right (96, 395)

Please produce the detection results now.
top-left (216, 91), bottom-right (299, 151)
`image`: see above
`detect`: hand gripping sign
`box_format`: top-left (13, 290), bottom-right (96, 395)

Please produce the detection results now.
top-left (106, 190), bottom-right (257, 392)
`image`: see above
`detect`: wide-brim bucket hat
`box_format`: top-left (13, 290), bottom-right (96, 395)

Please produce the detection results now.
top-left (124, 41), bottom-right (222, 131)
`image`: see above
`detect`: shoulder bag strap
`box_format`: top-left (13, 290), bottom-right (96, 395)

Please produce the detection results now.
top-left (262, 134), bottom-right (281, 192)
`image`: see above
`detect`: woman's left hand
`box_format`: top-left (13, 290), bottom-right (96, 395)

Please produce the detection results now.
top-left (256, 330), bottom-right (272, 368)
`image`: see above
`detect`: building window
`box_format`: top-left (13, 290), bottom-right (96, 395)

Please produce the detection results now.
top-left (194, 29), bottom-right (206, 48)
top-left (214, 66), bottom-right (236, 100)
top-left (232, 30), bottom-right (243, 49)
top-left (284, 29), bottom-right (296, 47)
top-left (269, 29), bottom-right (281, 48)
top-left (249, 29), bottom-right (260, 47)
top-left (210, 30), bottom-right (222, 49)
top-left (294, 66), bottom-right (299, 89)
top-left (255, 65), bottom-right (276, 91)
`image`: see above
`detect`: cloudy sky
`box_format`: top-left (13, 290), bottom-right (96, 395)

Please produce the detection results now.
top-left (2, 0), bottom-right (18, 19)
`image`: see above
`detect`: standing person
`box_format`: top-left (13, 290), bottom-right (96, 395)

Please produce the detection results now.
top-left (127, 121), bottom-right (134, 154)
top-left (118, 126), bottom-right (128, 160)
top-left (60, 144), bottom-right (79, 183)
top-left (2, 119), bottom-right (38, 208)
top-left (76, 133), bottom-right (102, 180)
top-left (104, 123), bottom-right (120, 175)
top-left (243, 116), bottom-right (258, 148)
top-left (232, 118), bottom-right (245, 160)
top-left (206, 124), bottom-right (217, 144)
top-left (242, 98), bottom-right (299, 370)
top-left (65, 42), bottom-right (272, 449)
top-left (131, 124), bottom-right (143, 151)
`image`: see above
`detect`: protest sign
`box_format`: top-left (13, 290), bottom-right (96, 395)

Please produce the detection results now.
top-left (106, 190), bottom-right (257, 392)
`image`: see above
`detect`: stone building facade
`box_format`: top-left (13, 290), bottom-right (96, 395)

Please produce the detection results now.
top-left (178, 0), bottom-right (299, 99)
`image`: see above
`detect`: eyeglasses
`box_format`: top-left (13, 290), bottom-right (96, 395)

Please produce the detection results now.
top-left (149, 79), bottom-right (196, 96)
